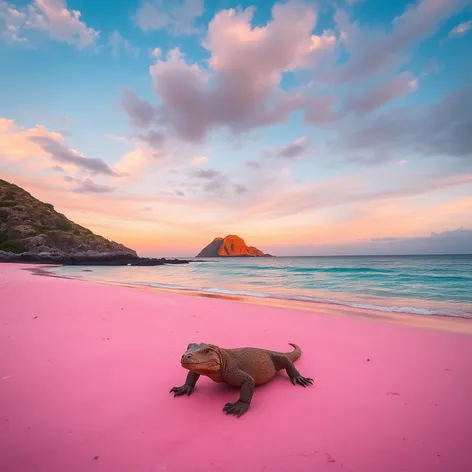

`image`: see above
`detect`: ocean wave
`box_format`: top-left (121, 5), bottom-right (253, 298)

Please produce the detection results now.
top-left (286, 267), bottom-right (393, 274)
top-left (392, 274), bottom-right (472, 282)
top-left (68, 275), bottom-right (470, 318)
top-left (223, 265), bottom-right (394, 274)
top-left (213, 290), bottom-right (469, 317)
top-left (227, 266), bottom-right (472, 282)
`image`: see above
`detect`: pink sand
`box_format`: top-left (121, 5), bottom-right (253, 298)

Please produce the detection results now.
top-left (1, 264), bottom-right (472, 472)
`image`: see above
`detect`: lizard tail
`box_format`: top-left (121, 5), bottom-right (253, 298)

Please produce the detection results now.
top-left (286, 343), bottom-right (301, 362)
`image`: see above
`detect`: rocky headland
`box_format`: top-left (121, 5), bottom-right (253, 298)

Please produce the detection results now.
top-left (197, 235), bottom-right (273, 257)
top-left (0, 179), bottom-right (190, 266)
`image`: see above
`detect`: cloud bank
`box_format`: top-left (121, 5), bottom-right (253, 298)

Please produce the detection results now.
top-left (268, 228), bottom-right (472, 256)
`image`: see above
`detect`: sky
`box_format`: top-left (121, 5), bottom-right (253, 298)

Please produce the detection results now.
top-left (0, 0), bottom-right (471, 257)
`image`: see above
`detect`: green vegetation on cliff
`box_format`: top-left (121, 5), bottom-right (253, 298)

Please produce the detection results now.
top-left (0, 179), bottom-right (136, 256)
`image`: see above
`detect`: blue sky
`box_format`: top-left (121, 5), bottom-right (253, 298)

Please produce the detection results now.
top-left (0, 0), bottom-right (471, 256)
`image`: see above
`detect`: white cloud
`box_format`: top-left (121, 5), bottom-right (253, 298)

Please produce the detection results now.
top-left (134, 0), bottom-right (204, 35)
top-left (191, 156), bottom-right (208, 165)
top-left (448, 20), bottom-right (472, 38)
top-left (108, 30), bottom-right (139, 57)
top-left (0, 117), bottom-right (63, 168)
top-left (150, 47), bottom-right (161, 58)
top-left (264, 137), bottom-right (309, 159)
top-left (0, 0), bottom-right (99, 49)
top-left (114, 147), bottom-right (155, 177)
top-left (64, 176), bottom-right (115, 193)
top-left (0, 1), bottom-right (28, 42)
top-left (310, 30), bottom-right (336, 51)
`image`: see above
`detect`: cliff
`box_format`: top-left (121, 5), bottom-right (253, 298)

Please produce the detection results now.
top-left (0, 179), bottom-right (190, 266)
top-left (197, 235), bottom-right (273, 257)
top-left (0, 179), bottom-right (137, 256)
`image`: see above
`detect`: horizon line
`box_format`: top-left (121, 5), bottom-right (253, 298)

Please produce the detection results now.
top-left (154, 253), bottom-right (472, 258)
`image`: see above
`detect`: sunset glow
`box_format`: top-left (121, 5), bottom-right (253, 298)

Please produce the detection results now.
top-left (1, 0), bottom-right (471, 256)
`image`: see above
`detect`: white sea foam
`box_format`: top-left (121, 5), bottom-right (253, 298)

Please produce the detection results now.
top-left (103, 278), bottom-right (472, 318)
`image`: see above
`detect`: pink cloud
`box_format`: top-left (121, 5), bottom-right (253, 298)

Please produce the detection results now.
top-left (0, 0), bottom-right (99, 48)
top-left (333, 0), bottom-right (466, 83)
top-left (63, 176), bottom-right (115, 193)
top-left (150, 47), bottom-right (161, 58)
top-left (241, 169), bottom-right (472, 221)
top-left (303, 94), bottom-right (338, 124)
top-left (117, 0), bottom-right (470, 149)
top-left (120, 88), bottom-right (157, 129)
top-left (331, 86), bottom-right (472, 162)
top-left (114, 147), bottom-right (155, 177)
top-left (0, 117), bottom-right (63, 167)
top-left (134, 0), bottom-right (204, 35)
top-left (121, 0), bottom-right (468, 145)
top-left (191, 156), bottom-right (208, 165)
top-left (264, 136), bottom-right (309, 159)
top-left (343, 71), bottom-right (418, 115)
top-left (0, 117), bottom-right (122, 178)
top-left (448, 20), bottom-right (472, 38)
top-left (30, 136), bottom-right (117, 176)
top-left (144, 1), bottom-right (336, 142)
top-left (108, 30), bottom-right (139, 57)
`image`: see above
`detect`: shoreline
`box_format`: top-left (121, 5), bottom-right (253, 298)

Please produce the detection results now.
top-left (1, 263), bottom-right (472, 472)
top-left (25, 263), bottom-right (472, 335)
top-left (0, 253), bottom-right (193, 266)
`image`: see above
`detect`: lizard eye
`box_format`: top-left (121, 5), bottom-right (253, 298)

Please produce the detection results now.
top-left (203, 348), bottom-right (210, 354)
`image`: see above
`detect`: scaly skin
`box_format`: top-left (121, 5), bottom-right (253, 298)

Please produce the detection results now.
top-left (170, 342), bottom-right (314, 417)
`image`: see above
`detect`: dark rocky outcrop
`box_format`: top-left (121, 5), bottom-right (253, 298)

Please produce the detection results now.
top-left (0, 179), bottom-right (190, 266)
top-left (197, 235), bottom-right (273, 257)
top-left (0, 250), bottom-right (190, 266)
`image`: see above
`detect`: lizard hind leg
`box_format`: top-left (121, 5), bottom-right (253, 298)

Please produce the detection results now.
top-left (270, 353), bottom-right (314, 388)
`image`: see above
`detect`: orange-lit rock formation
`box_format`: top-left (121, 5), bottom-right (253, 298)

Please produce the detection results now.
top-left (197, 235), bottom-right (273, 257)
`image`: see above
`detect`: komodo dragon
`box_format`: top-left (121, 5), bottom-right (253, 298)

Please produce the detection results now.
top-left (170, 342), bottom-right (314, 417)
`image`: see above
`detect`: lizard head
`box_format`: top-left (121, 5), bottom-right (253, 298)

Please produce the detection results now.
top-left (180, 343), bottom-right (221, 374)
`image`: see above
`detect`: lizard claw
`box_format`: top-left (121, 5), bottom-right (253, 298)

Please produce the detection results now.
top-left (290, 375), bottom-right (314, 387)
top-left (169, 384), bottom-right (194, 397)
top-left (223, 400), bottom-right (249, 418)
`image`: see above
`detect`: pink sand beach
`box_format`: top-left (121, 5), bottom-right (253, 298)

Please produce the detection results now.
top-left (1, 263), bottom-right (472, 472)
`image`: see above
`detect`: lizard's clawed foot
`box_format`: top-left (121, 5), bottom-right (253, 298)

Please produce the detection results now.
top-left (290, 375), bottom-right (314, 387)
top-left (169, 384), bottom-right (194, 397)
top-left (223, 400), bottom-right (249, 417)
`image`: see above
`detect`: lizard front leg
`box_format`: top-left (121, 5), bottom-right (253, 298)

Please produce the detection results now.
top-left (223, 370), bottom-right (255, 418)
top-left (170, 371), bottom-right (200, 397)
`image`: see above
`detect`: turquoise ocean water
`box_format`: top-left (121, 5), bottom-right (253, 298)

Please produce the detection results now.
top-left (50, 255), bottom-right (472, 318)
